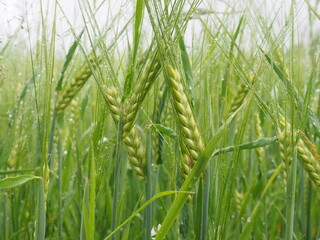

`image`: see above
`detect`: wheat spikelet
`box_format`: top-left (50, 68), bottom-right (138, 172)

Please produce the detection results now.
top-left (123, 127), bottom-right (146, 180)
top-left (105, 86), bottom-right (146, 180)
top-left (279, 116), bottom-right (320, 189)
top-left (234, 190), bottom-right (246, 222)
top-left (181, 149), bottom-right (192, 182)
top-left (70, 99), bottom-right (80, 125)
top-left (227, 78), bottom-right (251, 118)
top-left (254, 113), bottom-right (264, 164)
top-left (300, 130), bottom-right (320, 163)
top-left (123, 56), bottom-right (161, 136)
top-left (105, 87), bottom-right (122, 123)
top-left (297, 138), bottom-right (320, 189)
top-left (275, 49), bottom-right (289, 78)
top-left (167, 65), bottom-right (204, 164)
top-left (278, 116), bottom-right (294, 187)
top-left (7, 134), bottom-right (27, 170)
top-left (56, 56), bottom-right (99, 114)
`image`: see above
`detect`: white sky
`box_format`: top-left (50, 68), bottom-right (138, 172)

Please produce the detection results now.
top-left (0, 0), bottom-right (319, 54)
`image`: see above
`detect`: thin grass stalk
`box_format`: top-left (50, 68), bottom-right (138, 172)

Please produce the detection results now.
top-left (200, 165), bottom-right (210, 240)
top-left (195, 178), bottom-right (203, 239)
top-left (306, 179), bottom-right (312, 240)
top-left (111, 115), bottom-right (123, 240)
top-left (58, 127), bottom-right (63, 239)
top-left (144, 134), bottom-right (153, 240)
top-left (89, 145), bottom-right (96, 240)
top-left (285, 147), bottom-right (298, 240)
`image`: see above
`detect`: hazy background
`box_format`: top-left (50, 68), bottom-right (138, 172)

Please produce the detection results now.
top-left (0, 0), bottom-right (319, 55)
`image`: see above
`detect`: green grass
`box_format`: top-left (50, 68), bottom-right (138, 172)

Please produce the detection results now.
top-left (1, 0), bottom-right (320, 239)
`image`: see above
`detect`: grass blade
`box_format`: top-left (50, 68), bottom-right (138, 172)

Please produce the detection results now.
top-left (304, 0), bottom-right (320, 20)
top-left (0, 175), bottom-right (41, 189)
top-left (146, 123), bottom-right (177, 139)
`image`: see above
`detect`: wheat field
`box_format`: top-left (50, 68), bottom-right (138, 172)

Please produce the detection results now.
top-left (0, 0), bottom-right (320, 239)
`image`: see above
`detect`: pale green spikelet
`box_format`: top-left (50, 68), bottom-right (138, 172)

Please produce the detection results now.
top-left (167, 65), bottom-right (204, 164)
top-left (254, 113), bottom-right (264, 164)
top-left (123, 56), bottom-right (161, 136)
top-left (235, 190), bottom-right (246, 222)
top-left (105, 86), bottom-right (122, 123)
top-left (278, 116), bottom-right (294, 187)
top-left (181, 149), bottom-right (192, 182)
top-left (7, 135), bottom-right (26, 170)
top-left (70, 99), bottom-right (80, 126)
top-left (227, 80), bottom-right (250, 118)
top-left (105, 86), bottom-right (146, 180)
top-left (123, 127), bottom-right (146, 181)
top-left (297, 138), bottom-right (320, 189)
top-left (56, 56), bottom-right (99, 114)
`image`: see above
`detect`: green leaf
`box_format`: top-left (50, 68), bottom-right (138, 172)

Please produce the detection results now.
top-left (146, 123), bottom-right (177, 139)
top-left (213, 136), bottom-right (277, 155)
top-left (0, 175), bottom-right (41, 190)
top-left (133, 0), bottom-right (144, 60)
top-left (0, 168), bottom-right (39, 175)
top-left (304, 0), bottom-right (320, 20)
top-left (178, 32), bottom-right (193, 87)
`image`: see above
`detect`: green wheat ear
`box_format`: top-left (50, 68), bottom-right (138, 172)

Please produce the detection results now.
top-left (105, 86), bottom-right (146, 180)
top-left (167, 65), bottom-right (204, 164)
top-left (278, 116), bottom-right (294, 187)
top-left (123, 55), bottom-right (161, 136)
top-left (55, 56), bottom-right (99, 115)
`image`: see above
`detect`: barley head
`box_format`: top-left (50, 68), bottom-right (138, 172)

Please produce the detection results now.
top-left (167, 65), bottom-right (204, 164)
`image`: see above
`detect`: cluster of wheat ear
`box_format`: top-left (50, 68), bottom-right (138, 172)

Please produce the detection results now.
top-left (105, 86), bottom-right (146, 180)
top-left (55, 56), bottom-right (99, 115)
top-left (297, 132), bottom-right (320, 189)
top-left (278, 115), bottom-right (320, 189)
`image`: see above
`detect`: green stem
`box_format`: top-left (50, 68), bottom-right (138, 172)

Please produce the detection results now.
top-left (111, 116), bottom-right (123, 240)
top-left (285, 148), bottom-right (297, 240)
top-left (144, 134), bottom-right (153, 240)
top-left (200, 165), bottom-right (210, 240)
